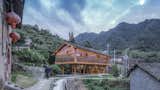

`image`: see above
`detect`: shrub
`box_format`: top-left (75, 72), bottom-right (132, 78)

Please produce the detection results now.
top-left (50, 64), bottom-right (61, 75)
top-left (110, 64), bottom-right (119, 77)
top-left (14, 49), bottom-right (45, 65)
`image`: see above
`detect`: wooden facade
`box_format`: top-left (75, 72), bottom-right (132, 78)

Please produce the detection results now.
top-left (0, 0), bottom-right (24, 89)
top-left (54, 42), bottom-right (110, 74)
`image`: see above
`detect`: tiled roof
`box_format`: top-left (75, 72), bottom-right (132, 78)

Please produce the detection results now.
top-left (69, 42), bottom-right (108, 56)
top-left (128, 63), bottom-right (160, 82)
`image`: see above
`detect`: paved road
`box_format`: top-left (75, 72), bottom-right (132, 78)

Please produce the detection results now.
top-left (24, 74), bottom-right (110, 90)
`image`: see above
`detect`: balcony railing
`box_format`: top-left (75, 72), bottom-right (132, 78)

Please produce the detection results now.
top-left (77, 56), bottom-right (108, 64)
top-left (55, 55), bottom-right (108, 65)
top-left (55, 56), bottom-right (74, 62)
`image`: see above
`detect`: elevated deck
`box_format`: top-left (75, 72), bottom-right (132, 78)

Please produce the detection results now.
top-left (55, 56), bottom-right (109, 65)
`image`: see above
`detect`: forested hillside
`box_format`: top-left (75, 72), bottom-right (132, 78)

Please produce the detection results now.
top-left (76, 19), bottom-right (160, 62)
top-left (76, 19), bottom-right (160, 51)
top-left (13, 25), bottom-right (64, 65)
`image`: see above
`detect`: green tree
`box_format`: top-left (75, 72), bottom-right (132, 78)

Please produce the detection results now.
top-left (14, 49), bottom-right (45, 65)
top-left (83, 41), bottom-right (93, 48)
top-left (110, 64), bottom-right (119, 77)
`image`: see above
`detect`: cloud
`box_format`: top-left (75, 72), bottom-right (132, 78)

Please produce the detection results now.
top-left (23, 0), bottom-right (88, 39)
top-left (58, 0), bottom-right (86, 22)
top-left (23, 0), bottom-right (160, 39)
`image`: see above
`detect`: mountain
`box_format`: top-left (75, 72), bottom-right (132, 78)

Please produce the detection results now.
top-left (75, 19), bottom-right (160, 51)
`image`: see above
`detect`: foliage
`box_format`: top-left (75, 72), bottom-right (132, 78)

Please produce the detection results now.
top-left (76, 19), bottom-right (160, 51)
top-left (83, 41), bottom-right (93, 48)
top-left (12, 24), bottom-right (64, 65)
top-left (110, 64), bottom-right (119, 77)
top-left (129, 50), bottom-right (160, 62)
top-left (83, 79), bottom-right (129, 90)
top-left (13, 49), bottom-right (45, 65)
top-left (48, 55), bottom-right (55, 65)
top-left (11, 71), bottom-right (33, 83)
top-left (50, 64), bottom-right (61, 75)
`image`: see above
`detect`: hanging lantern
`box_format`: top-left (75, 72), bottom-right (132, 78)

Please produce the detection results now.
top-left (5, 11), bottom-right (21, 29)
top-left (9, 32), bottom-right (21, 43)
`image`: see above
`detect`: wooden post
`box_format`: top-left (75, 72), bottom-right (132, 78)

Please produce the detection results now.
top-left (73, 64), bottom-right (77, 74)
top-left (61, 65), bottom-right (64, 75)
top-left (71, 64), bottom-right (73, 74)
top-left (83, 65), bottom-right (86, 74)
top-left (102, 66), bottom-right (106, 73)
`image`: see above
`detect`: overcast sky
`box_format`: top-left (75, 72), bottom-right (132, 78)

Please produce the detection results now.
top-left (23, 0), bottom-right (160, 39)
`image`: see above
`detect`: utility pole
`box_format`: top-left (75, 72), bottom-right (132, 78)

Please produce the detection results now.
top-left (123, 48), bottom-right (129, 75)
top-left (113, 49), bottom-right (116, 64)
top-left (107, 43), bottom-right (110, 55)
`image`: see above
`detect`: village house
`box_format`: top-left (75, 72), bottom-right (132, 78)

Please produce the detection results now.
top-left (53, 33), bottom-right (110, 74)
top-left (0, 0), bottom-right (24, 89)
top-left (128, 63), bottom-right (160, 90)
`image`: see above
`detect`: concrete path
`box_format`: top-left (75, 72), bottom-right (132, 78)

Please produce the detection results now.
top-left (24, 79), bottom-right (53, 90)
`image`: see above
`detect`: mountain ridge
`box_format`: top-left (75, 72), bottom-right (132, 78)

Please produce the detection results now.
top-left (75, 19), bottom-right (160, 51)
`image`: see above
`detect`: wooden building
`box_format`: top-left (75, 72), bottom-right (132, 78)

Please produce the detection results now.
top-left (54, 42), bottom-right (110, 74)
top-left (0, 0), bottom-right (24, 89)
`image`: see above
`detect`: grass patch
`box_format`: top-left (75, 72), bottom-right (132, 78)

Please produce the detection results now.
top-left (15, 75), bottom-right (37, 88)
top-left (83, 78), bottom-right (129, 90)
top-left (11, 71), bottom-right (37, 88)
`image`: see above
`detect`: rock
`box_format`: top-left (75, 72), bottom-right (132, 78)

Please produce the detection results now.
top-left (65, 79), bottom-right (87, 90)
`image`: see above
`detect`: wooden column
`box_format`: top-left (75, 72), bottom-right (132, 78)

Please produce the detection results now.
top-left (61, 65), bottom-right (64, 75)
top-left (71, 64), bottom-right (73, 74)
top-left (83, 65), bottom-right (86, 74)
top-left (73, 64), bottom-right (77, 74)
top-left (102, 66), bottom-right (106, 73)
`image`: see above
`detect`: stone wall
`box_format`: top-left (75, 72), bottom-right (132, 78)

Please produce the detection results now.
top-left (0, 0), bottom-right (12, 89)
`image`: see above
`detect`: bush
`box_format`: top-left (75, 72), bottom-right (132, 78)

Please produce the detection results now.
top-left (14, 49), bottom-right (45, 65)
top-left (129, 50), bottom-right (160, 62)
top-left (110, 64), bottom-right (119, 77)
top-left (50, 64), bottom-right (61, 75)
top-left (83, 79), bottom-right (129, 90)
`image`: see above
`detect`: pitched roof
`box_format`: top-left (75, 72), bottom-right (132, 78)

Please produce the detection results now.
top-left (54, 42), bottom-right (109, 56)
top-left (128, 63), bottom-right (160, 82)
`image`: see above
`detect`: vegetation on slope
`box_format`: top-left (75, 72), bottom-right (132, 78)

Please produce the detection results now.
top-left (83, 78), bottom-right (129, 90)
top-left (76, 19), bottom-right (160, 62)
top-left (12, 24), bottom-right (64, 65)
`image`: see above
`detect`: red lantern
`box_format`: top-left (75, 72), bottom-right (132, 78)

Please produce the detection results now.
top-left (9, 32), bottom-right (21, 43)
top-left (5, 11), bottom-right (21, 29)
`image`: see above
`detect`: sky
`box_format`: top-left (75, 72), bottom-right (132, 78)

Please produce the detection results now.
top-left (23, 0), bottom-right (160, 39)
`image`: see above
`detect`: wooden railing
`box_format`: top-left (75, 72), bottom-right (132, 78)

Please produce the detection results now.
top-left (55, 56), bottom-right (74, 62)
top-left (55, 55), bottom-right (108, 65)
top-left (77, 56), bottom-right (108, 64)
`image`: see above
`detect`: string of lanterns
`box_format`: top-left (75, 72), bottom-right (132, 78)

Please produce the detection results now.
top-left (5, 8), bottom-right (21, 43)
top-left (9, 32), bottom-right (20, 43)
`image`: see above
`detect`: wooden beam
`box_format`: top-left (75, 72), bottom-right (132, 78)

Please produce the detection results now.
top-left (55, 61), bottom-right (110, 65)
